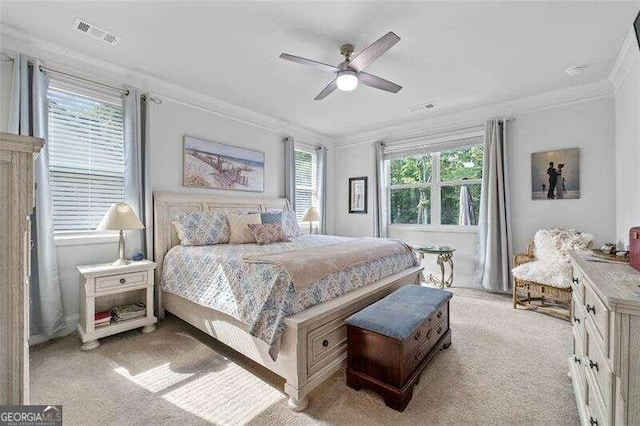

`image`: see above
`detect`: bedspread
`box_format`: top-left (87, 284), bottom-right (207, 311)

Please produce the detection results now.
top-left (161, 235), bottom-right (418, 360)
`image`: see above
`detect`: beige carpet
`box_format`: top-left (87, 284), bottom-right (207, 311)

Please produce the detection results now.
top-left (30, 289), bottom-right (579, 425)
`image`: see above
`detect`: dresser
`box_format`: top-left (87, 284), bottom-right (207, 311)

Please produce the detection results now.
top-left (0, 132), bottom-right (44, 405)
top-left (569, 252), bottom-right (640, 425)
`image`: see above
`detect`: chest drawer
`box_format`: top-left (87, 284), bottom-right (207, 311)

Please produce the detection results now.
top-left (584, 285), bottom-right (609, 353)
top-left (403, 303), bottom-right (448, 355)
top-left (571, 268), bottom-right (585, 304)
top-left (95, 271), bottom-right (148, 293)
top-left (585, 320), bottom-right (614, 412)
top-left (586, 368), bottom-right (609, 426)
top-left (402, 315), bottom-right (448, 381)
top-left (572, 294), bottom-right (586, 339)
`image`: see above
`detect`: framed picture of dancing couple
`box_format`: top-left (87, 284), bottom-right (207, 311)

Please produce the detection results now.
top-left (531, 148), bottom-right (580, 200)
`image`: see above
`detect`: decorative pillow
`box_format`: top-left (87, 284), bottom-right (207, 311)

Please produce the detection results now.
top-left (280, 210), bottom-right (301, 238)
top-left (227, 213), bottom-right (262, 244)
top-left (247, 223), bottom-right (290, 245)
top-left (260, 212), bottom-right (282, 224)
top-left (173, 211), bottom-right (230, 246)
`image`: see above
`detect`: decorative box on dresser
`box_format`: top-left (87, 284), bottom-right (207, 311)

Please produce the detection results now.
top-left (569, 252), bottom-right (640, 426)
top-left (0, 132), bottom-right (43, 405)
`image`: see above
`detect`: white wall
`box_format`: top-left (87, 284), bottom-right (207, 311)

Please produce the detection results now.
top-left (613, 33), bottom-right (640, 248)
top-left (333, 95), bottom-right (617, 287)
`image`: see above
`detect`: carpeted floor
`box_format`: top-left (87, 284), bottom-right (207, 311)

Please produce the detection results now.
top-left (30, 288), bottom-right (579, 425)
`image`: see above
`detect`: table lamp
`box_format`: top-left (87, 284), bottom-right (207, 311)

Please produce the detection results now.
top-left (301, 206), bottom-right (320, 234)
top-left (97, 202), bottom-right (144, 265)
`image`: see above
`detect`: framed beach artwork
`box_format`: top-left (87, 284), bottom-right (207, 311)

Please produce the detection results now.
top-left (531, 148), bottom-right (580, 200)
top-left (183, 136), bottom-right (265, 192)
top-left (349, 176), bottom-right (368, 213)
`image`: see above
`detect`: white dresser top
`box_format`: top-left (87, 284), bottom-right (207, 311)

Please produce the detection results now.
top-left (571, 252), bottom-right (640, 311)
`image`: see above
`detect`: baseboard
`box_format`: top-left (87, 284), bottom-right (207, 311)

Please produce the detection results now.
top-left (29, 314), bottom-right (79, 346)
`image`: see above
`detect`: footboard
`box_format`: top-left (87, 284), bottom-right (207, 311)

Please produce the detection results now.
top-left (281, 265), bottom-right (423, 411)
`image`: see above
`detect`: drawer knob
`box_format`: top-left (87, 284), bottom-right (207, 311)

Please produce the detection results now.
top-left (414, 330), bottom-right (422, 341)
top-left (572, 277), bottom-right (579, 284)
top-left (436, 311), bottom-right (443, 319)
top-left (589, 360), bottom-right (599, 371)
top-left (589, 417), bottom-right (598, 426)
top-left (414, 349), bottom-right (422, 361)
top-left (437, 325), bottom-right (443, 335)
top-left (573, 316), bottom-right (580, 324)
top-left (322, 339), bottom-right (329, 347)
top-left (573, 356), bottom-right (581, 364)
top-left (119, 278), bottom-right (126, 284)
top-left (586, 304), bottom-right (596, 315)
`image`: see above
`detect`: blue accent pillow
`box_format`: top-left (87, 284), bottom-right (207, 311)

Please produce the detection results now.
top-left (260, 212), bottom-right (282, 224)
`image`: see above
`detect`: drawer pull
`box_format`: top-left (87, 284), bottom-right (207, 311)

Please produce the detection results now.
top-left (589, 360), bottom-right (599, 371)
top-left (436, 311), bottom-right (443, 319)
top-left (573, 356), bottom-right (581, 364)
top-left (586, 304), bottom-right (596, 315)
top-left (119, 278), bottom-right (126, 284)
top-left (414, 349), bottom-right (422, 361)
top-left (436, 325), bottom-right (443, 335)
top-left (427, 329), bottom-right (433, 340)
top-left (322, 339), bottom-right (329, 347)
top-left (589, 417), bottom-right (598, 426)
top-left (572, 277), bottom-right (579, 284)
top-left (414, 330), bottom-right (422, 341)
top-left (573, 316), bottom-right (580, 324)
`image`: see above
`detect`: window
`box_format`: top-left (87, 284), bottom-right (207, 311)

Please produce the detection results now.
top-left (48, 85), bottom-right (125, 232)
top-left (294, 148), bottom-right (317, 222)
top-left (387, 138), bottom-right (484, 227)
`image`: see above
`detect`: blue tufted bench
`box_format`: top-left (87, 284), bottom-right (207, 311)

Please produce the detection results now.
top-left (345, 285), bottom-right (453, 411)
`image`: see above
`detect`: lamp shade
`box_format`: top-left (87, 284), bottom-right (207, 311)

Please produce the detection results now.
top-left (301, 206), bottom-right (320, 222)
top-left (96, 203), bottom-right (144, 231)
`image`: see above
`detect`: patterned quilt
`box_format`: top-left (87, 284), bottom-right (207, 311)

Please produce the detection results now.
top-left (161, 235), bottom-right (418, 360)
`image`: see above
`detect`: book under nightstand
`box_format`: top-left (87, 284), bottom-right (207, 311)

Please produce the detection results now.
top-left (77, 260), bottom-right (157, 351)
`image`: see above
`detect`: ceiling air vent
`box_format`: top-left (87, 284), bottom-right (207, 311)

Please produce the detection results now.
top-left (72, 18), bottom-right (120, 46)
top-left (406, 102), bottom-right (437, 113)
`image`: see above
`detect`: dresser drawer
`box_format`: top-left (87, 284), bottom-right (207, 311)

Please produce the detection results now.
top-left (571, 268), bottom-right (585, 304)
top-left (95, 271), bottom-right (148, 293)
top-left (585, 320), bottom-right (614, 411)
top-left (586, 369), bottom-right (609, 426)
top-left (571, 294), bottom-right (586, 339)
top-left (307, 315), bottom-right (348, 376)
top-left (403, 303), bottom-right (448, 355)
top-left (584, 285), bottom-right (609, 352)
top-left (402, 316), bottom-right (448, 381)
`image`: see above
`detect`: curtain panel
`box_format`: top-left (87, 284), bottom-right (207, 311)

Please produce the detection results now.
top-left (123, 89), bottom-right (151, 258)
top-left (373, 140), bottom-right (387, 238)
top-left (9, 55), bottom-right (65, 337)
top-left (316, 144), bottom-right (328, 234)
top-left (283, 136), bottom-right (296, 209)
top-left (476, 118), bottom-right (513, 292)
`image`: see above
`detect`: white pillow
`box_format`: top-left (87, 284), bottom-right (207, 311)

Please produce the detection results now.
top-left (227, 213), bottom-right (262, 244)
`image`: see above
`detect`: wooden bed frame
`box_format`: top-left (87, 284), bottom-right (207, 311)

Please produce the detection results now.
top-left (153, 192), bottom-right (423, 411)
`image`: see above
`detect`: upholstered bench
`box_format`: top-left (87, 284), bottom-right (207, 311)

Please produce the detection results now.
top-left (345, 285), bottom-right (452, 411)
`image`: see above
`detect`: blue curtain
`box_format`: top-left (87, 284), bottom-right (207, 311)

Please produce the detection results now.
top-left (9, 55), bottom-right (64, 337)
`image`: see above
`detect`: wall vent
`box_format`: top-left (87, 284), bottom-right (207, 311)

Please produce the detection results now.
top-left (406, 102), bottom-right (437, 113)
top-left (72, 18), bottom-right (120, 46)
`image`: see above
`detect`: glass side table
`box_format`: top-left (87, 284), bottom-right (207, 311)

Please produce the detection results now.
top-left (413, 246), bottom-right (456, 289)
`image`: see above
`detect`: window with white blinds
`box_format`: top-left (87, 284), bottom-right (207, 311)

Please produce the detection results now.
top-left (294, 148), bottom-right (317, 222)
top-left (47, 86), bottom-right (125, 232)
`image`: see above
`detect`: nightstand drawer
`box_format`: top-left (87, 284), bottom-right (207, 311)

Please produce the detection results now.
top-left (96, 271), bottom-right (148, 293)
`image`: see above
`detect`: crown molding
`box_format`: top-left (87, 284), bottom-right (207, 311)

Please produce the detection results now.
top-left (608, 28), bottom-right (639, 93)
top-left (334, 79), bottom-right (613, 148)
top-left (0, 23), bottom-right (332, 146)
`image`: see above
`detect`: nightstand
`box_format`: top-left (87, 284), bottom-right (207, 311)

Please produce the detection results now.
top-left (77, 260), bottom-right (157, 350)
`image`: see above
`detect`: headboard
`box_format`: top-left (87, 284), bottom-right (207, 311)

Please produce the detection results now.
top-left (153, 191), bottom-right (290, 316)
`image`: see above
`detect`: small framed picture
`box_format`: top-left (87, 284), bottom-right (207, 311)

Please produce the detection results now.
top-left (531, 148), bottom-right (580, 200)
top-left (349, 177), bottom-right (368, 214)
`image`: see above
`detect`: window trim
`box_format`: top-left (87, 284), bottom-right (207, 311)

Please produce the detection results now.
top-left (294, 146), bottom-right (318, 226)
top-left (386, 138), bottom-right (484, 228)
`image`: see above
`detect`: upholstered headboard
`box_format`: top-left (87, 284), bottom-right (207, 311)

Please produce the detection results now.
top-left (153, 191), bottom-right (290, 315)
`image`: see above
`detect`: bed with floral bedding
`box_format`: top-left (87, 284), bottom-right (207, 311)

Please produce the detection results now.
top-left (161, 234), bottom-right (418, 359)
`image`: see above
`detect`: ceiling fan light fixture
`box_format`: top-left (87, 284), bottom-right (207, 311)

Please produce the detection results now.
top-left (336, 70), bottom-right (358, 91)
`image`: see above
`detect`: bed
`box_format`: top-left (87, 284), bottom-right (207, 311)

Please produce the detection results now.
top-left (153, 192), bottom-right (423, 411)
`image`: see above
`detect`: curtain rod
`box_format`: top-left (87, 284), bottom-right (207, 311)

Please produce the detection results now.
top-left (28, 61), bottom-right (129, 96)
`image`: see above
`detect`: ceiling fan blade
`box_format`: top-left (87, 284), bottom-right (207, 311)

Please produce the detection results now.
top-left (314, 79), bottom-right (338, 100)
top-left (348, 31), bottom-right (400, 72)
top-left (279, 53), bottom-right (340, 73)
top-left (359, 72), bottom-right (402, 93)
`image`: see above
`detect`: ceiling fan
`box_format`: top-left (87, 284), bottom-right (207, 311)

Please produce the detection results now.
top-left (280, 31), bottom-right (402, 100)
